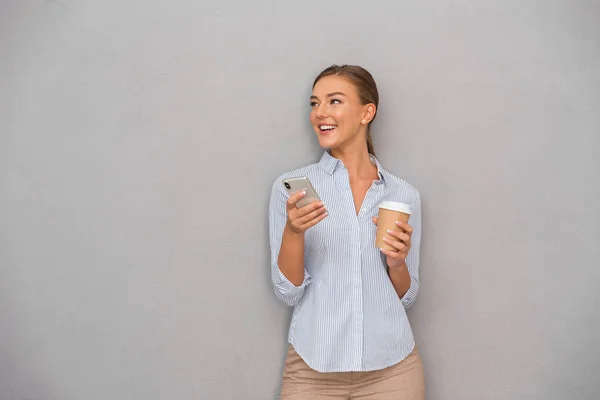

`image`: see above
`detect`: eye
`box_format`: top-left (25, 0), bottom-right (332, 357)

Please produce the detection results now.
top-left (310, 101), bottom-right (318, 107)
top-left (330, 99), bottom-right (341, 105)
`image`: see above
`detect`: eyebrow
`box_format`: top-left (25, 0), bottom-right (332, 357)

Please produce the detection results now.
top-left (310, 92), bottom-right (347, 100)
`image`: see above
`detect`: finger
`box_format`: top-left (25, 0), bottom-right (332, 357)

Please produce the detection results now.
top-left (395, 221), bottom-right (413, 235)
top-left (295, 201), bottom-right (325, 218)
top-left (300, 209), bottom-right (328, 230)
top-left (286, 190), bottom-right (307, 208)
top-left (372, 216), bottom-right (378, 225)
top-left (297, 205), bottom-right (327, 225)
top-left (381, 248), bottom-right (403, 259)
top-left (386, 229), bottom-right (411, 244)
top-left (383, 236), bottom-right (407, 252)
top-left (289, 201), bottom-right (323, 220)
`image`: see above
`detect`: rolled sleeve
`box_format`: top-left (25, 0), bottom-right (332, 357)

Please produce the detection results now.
top-left (400, 274), bottom-right (419, 310)
top-left (272, 263), bottom-right (312, 307)
top-left (268, 178), bottom-right (312, 307)
top-left (400, 191), bottom-right (422, 310)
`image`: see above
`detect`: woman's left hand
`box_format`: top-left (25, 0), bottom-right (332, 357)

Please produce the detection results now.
top-left (372, 217), bottom-right (413, 269)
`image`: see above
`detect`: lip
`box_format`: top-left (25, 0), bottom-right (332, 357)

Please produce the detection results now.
top-left (317, 124), bottom-right (337, 135)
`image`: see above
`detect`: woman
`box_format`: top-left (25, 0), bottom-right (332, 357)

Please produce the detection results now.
top-left (268, 65), bottom-right (424, 400)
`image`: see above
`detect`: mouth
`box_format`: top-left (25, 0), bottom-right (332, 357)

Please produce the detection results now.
top-left (318, 124), bottom-right (337, 135)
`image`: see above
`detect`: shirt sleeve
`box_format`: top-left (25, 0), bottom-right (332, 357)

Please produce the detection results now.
top-left (400, 190), bottom-right (422, 310)
top-left (268, 179), bottom-right (312, 307)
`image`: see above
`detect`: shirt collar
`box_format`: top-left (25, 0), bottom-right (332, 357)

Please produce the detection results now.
top-left (370, 154), bottom-right (387, 185)
top-left (318, 150), bottom-right (386, 185)
top-left (318, 150), bottom-right (340, 175)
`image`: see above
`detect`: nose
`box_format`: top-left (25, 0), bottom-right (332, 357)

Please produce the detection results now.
top-left (315, 103), bottom-right (329, 119)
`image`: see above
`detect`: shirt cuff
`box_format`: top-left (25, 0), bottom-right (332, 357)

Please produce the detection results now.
top-left (400, 277), bottom-right (418, 309)
top-left (275, 264), bottom-right (312, 292)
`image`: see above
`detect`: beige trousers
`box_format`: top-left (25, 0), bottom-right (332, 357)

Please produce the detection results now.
top-left (279, 345), bottom-right (425, 400)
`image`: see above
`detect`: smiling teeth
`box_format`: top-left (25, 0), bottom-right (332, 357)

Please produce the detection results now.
top-left (321, 125), bottom-right (336, 130)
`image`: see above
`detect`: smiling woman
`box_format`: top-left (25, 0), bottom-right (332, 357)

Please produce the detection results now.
top-left (310, 65), bottom-right (379, 156)
top-left (269, 65), bottom-right (425, 400)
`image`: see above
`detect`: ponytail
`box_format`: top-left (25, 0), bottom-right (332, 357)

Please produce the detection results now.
top-left (366, 129), bottom-right (375, 156)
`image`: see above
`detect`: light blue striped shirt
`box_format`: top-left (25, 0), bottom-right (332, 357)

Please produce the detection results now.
top-left (269, 151), bottom-right (422, 373)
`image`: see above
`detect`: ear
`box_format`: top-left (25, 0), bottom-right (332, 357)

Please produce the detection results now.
top-left (361, 104), bottom-right (377, 124)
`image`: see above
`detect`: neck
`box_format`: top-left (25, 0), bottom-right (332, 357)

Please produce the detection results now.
top-left (330, 142), bottom-right (377, 180)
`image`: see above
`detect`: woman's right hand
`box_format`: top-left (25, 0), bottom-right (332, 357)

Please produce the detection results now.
top-left (286, 191), bottom-right (328, 234)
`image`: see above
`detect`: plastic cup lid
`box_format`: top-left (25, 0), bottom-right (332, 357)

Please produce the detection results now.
top-left (378, 201), bottom-right (411, 214)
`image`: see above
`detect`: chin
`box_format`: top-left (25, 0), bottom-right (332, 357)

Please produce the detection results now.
top-left (317, 137), bottom-right (339, 150)
top-left (315, 131), bottom-right (338, 147)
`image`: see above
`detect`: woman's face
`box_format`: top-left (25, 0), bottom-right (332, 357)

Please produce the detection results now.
top-left (310, 75), bottom-right (372, 151)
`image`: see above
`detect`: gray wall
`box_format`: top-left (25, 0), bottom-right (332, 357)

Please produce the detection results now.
top-left (1, 1), bottom-right (599, 399)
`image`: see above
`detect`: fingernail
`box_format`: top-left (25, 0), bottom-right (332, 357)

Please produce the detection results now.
top-left (387, 229), bottom-right (393, 234)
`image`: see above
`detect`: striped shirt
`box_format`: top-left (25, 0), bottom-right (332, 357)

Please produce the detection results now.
top-left (269, 150), bottom-right (422, 373)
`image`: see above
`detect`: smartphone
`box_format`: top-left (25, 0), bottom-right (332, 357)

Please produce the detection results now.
top-left (282, 177), bottom-right (321, 208)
